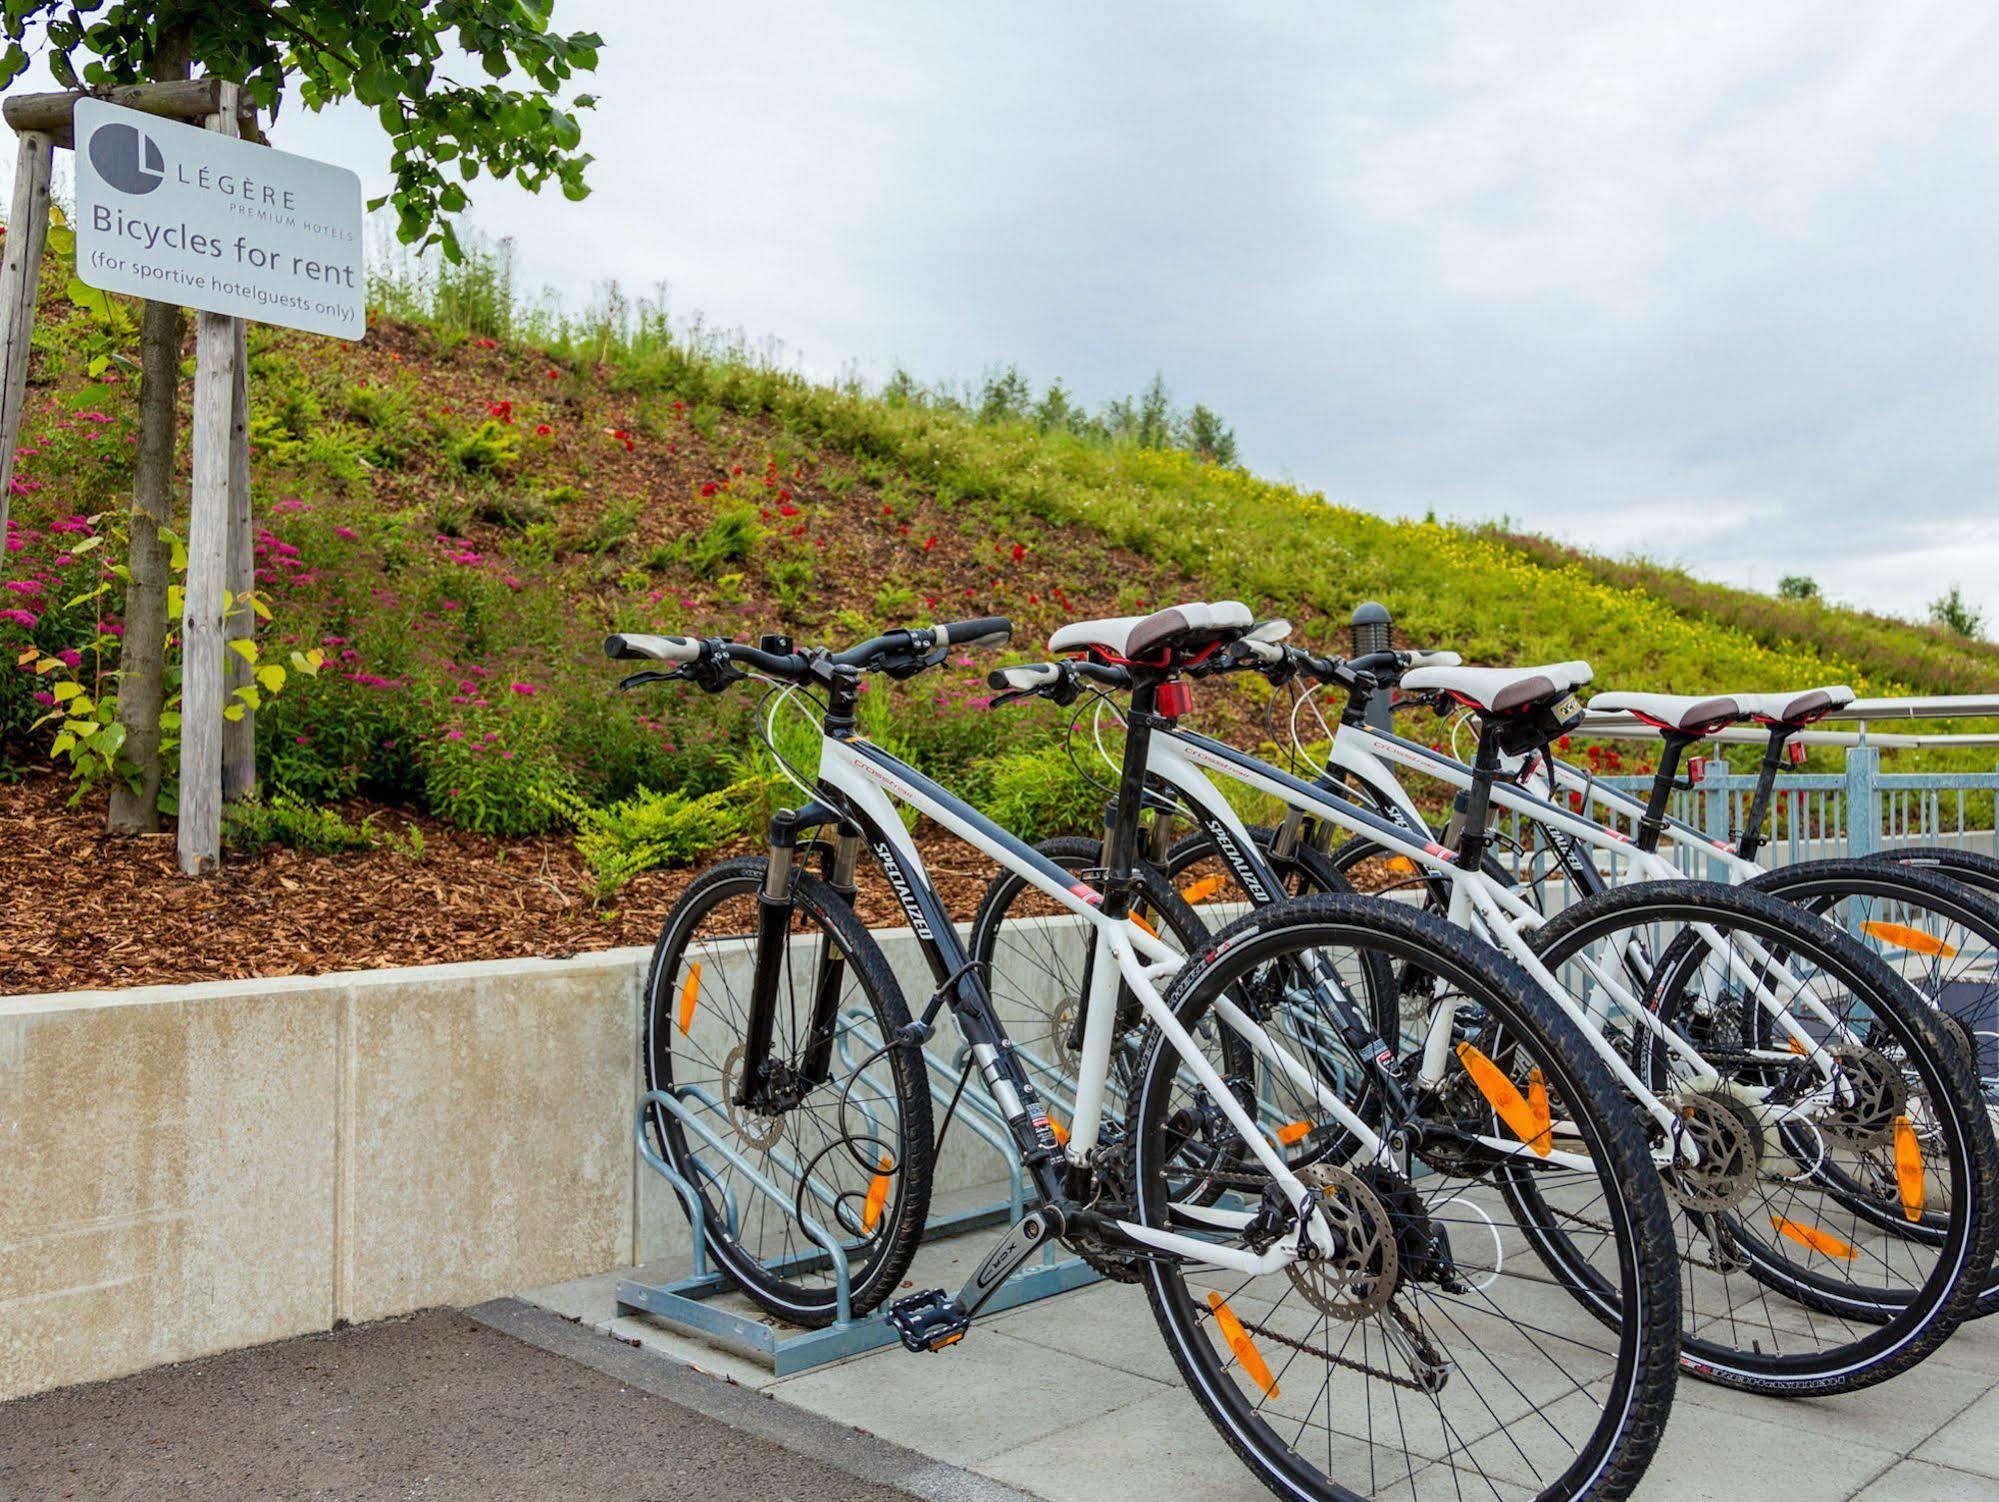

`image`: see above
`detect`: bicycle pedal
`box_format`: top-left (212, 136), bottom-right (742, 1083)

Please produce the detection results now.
top-left (885, 1288), bottom-right (971, 1353)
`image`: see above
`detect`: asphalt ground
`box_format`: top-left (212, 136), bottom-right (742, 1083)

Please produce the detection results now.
top-left (0, 1303), bottom-right (1022, 1502)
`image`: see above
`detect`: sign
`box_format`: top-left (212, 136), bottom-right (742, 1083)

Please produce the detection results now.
top-left (73, 97), bottom-right (363, 339)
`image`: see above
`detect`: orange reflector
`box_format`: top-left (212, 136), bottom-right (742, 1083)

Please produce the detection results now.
top-left (1206, 1292), bottom-right (1279, 1398)
top-left (1861, 920), bottom-right (1958, 958)
top-left (1047, 1114), bottom-right (1071, 1147)
top-left (677, 963), bottom-right (702, 1034)
top-left (1894, 1116), bottom-right (1926, 1223)
top-left (1788, 1035), bottom-right (1807, 1055)
top-left (1129, 911), bottom-right (1159, 939)
top-left (1386, 856), bottom-right (1417, 873)
top-left (1456, 1043), bottom-right (1552, 1156)
top-left (862, 1154), bottom-right (895, 1232)
top-left (1276, 1119), bottom-right (1314, 1146)
top-left (1770, 1216), bottom-right (1858, 1260)
top-left (1178, 875), bottom-right (1224, 904)
top-left (1527, 1067), bottom-right (1550, 1141)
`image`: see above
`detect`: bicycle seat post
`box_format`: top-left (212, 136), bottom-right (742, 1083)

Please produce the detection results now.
top-left (1731, 725), bottom-right (1795, 865)
top-left (1633, 732), bottom-right (1699, 856)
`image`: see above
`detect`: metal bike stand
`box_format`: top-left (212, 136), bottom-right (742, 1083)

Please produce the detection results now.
top-left (617, 1030), bottom-right (1102, 1376)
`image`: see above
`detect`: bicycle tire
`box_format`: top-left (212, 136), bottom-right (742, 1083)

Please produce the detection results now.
top-left (1130, 893), bottom-right (1681, 1502)
top-left (642, 855), bottom-right (934, 1326)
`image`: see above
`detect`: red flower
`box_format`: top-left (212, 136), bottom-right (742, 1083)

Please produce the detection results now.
top-left (778, 502), bottom-right (799, 517)
top-left (731, 464), bottom-right (744, 475)
top-left (700, 483), bottom-right (719, 498)
top-left (1009, 542), bottom-right (1025, 563)
top-left (534, 422), bottom-right (554, 436)
top-left (922, 536), bottom-right (937, 551)
top-left (546, 367), bottom-right (560, 380)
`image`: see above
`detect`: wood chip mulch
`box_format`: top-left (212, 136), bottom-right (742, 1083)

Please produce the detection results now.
top-left (0, 771), bottom-right (1001, 998)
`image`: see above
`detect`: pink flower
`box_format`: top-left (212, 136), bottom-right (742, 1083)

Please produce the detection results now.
top-left (31, 689), bottom-right (55, 706)
top-left (445, 729), bottom-right (466, 741)
top-left (334, 526), bottom-right (359, 540)
top-left (56, 648), bottom-right (81, 668)
top-left (509, 682), bottom-right (538, 696)
top-left (4, 579), bottom-right (42, 595)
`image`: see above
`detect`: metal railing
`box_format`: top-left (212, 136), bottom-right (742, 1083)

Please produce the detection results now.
top-left (1572, 746), bottom-right (1999, 869)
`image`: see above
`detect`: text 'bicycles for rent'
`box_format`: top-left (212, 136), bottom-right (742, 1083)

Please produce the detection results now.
top-left (607, 606), bottom-right (1685, 1502)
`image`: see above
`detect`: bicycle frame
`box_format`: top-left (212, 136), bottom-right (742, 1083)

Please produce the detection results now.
top-left (1305, 717), bottom-right (1868, 1080)
top-left (749, 691), bottom-right (1451, 1275)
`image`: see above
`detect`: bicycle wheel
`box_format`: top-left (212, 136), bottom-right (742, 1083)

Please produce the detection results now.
top-left (1130, 894), bottom-right (1680, 1502)
top-left (643, 855), bottom-right (934, 1326)
top-left (1746, 857), bottom-right (1999, 1317)
top-left (968, 836), bottom-right (1213, 1136)
top-left (1517, 880), bottom-right (1998, 1393)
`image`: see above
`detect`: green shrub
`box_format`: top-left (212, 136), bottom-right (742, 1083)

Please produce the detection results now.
top-left (684, 504), bottom-right (759, 575)
top-left (973, 741), bottom-right (1102, 843)
top-left (224, 793), bottom-right (378, 855)
top-left (562, 781), bottom-right (758, 896)
top-left (422, 700), bottom-right (569, 835)
top-left (446, 419), bottom-right (520, 474)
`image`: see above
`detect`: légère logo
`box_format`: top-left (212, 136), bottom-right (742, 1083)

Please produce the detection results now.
top-left (87, 121), bottom-right (166, 196)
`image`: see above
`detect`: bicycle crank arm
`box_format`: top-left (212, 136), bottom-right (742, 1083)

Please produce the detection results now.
top-left (885, 1207), bottom-right (1061, 1353)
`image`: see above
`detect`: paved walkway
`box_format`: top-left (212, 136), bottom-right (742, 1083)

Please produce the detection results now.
top-left (527, 1225), bottom-right (1999, 1502)
top-left (0, 1306), bottom-right (998, 1502)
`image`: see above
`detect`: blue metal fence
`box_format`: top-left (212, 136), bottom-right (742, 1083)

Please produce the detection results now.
top-left (1581, 745), bottom-right (1999, 868)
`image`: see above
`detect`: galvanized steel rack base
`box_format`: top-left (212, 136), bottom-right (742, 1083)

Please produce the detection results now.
top-left (618, 1021), bottom-right (1103, 1376)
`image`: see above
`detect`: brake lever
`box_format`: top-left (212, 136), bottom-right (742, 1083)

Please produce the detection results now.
top-left (616, 669), bottom-right (685, 692)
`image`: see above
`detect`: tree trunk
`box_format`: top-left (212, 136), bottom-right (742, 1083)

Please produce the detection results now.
top-left (220, 317), bottom-right (254, 801)
top-left (106, 24), bottom-right (192, 834)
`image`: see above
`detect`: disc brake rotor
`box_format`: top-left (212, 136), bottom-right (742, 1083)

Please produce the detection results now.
top-left (1287, 1165), bottom-right (1399, 1320)
top-left (721, 1044), bottom-right (786, 1152)
top-left (1661, 1091), bottom-right (1762, 1212)
top-left (1819, 1043), bottom-right (1908, 1149)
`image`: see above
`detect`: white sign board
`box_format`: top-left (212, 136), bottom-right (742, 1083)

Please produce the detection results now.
top-left (73, 97), bottom-right (364, 339)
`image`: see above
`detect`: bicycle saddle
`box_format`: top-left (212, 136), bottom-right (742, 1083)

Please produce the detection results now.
top-left (1400, 659), bottom-right (1594, 716)
top-left (1048, 600), bottom-right (1254, 663)
top-left (1590, 684), bottom-right (1853, 733)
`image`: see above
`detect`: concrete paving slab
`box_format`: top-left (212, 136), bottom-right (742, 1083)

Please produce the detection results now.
top-left (1912, 1382), bottom-right (1999, 1480)
top-left (973, 1386), bottom-right (1288, 1502)
top-left (770, 1329), bottom-right (1170, 1467)
top-left (1852, 1458), bottom-right (1997, 1500)
top-left (1640, 1394), bottom-right (1898, 1502)
top-left (1669, 1337), bottom-right (1989, 1455)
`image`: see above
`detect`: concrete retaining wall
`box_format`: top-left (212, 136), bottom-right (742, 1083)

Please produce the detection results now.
top-left (0, 919), bottom-right (1075, 1402)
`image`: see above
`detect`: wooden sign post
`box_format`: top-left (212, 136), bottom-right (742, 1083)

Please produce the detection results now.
top-left (0, 80), bottom-right (259, 874)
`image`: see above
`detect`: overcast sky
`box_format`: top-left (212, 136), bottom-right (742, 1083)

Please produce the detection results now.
top-left (13, 3), bottom-right (1998, 623)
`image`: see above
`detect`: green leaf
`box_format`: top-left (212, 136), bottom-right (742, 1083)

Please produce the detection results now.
top-left (255, 663), bottom-right (286, 693)
top-left (90, 722), bottom-right (126, 758)
top-left (45, 222), bottom-right (74, 256)
top-left (223, 704), bottom-right (245, 723)
top-left (66, 276), bottom-right (115, 321)
top-left (229, 639), bottom-right (259, 663)
top-left (234, 685), bottom-right (262, 712)
top-left (355, 61), bottom-right (397, 106)
top-left (51, 681), bottom-right (83, 702)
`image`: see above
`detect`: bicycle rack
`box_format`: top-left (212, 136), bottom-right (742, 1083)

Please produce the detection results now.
top-left (616, 1020), bottom-right (1102, 1377)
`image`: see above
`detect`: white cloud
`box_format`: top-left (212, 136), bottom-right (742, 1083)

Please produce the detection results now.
top-left (6, 2), bottom-right (1994, 623)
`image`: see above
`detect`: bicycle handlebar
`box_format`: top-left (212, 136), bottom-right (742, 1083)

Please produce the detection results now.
top-left (605, 617), bottom-right (1013, 693)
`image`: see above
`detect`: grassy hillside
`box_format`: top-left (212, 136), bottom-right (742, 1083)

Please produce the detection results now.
top-left (4, 235), bottom-right (1988, 887)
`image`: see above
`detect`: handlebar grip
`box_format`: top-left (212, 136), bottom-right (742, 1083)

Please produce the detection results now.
top-left (988, 662), bottom-right (1062, 693)
top-left (604, 632), bottom-right (702, 663)
top-left (1400, 648), bottom-right (1462, 669)
top-left (933, 617), bottom-right (1012, 650)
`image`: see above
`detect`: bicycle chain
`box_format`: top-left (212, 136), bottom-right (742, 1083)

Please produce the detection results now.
top-left (1239, 1302), bottom-right (1447, 1393)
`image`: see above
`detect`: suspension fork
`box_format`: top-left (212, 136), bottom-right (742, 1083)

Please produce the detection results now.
top-left (800, 823), bottom-right (865, 1088)
top-left (739, 808), bottom-right (804, 1107)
